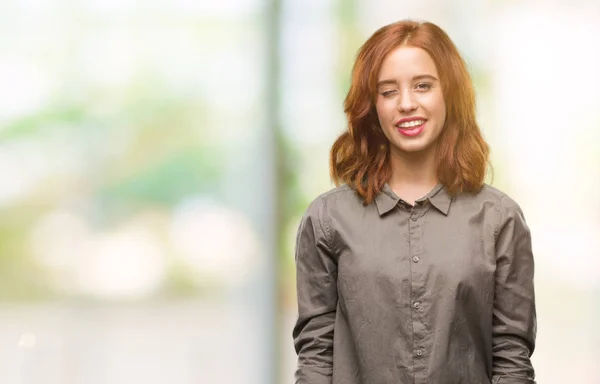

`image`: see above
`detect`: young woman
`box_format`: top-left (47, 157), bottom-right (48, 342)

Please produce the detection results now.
top-left (292, 20), bottom-right (536, 384)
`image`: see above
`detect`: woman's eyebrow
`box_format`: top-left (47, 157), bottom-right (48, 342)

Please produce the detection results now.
top-left (376, 79), bottom-right (397, 87)
top-left (413, 74), bottom-right (438, 81)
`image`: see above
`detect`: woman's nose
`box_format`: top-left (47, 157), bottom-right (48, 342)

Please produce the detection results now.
top-left (396, 90), bottom-right (417, 112)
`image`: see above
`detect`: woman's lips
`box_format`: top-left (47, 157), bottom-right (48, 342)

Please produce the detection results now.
top-left (397, 121), bottom-right (426, 137)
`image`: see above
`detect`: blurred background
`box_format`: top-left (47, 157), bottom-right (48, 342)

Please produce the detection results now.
top-left (0, 0), bottom-right (598, 383)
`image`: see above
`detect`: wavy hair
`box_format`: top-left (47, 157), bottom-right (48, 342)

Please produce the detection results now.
top-left (330, 20), bottom-right (490, 204)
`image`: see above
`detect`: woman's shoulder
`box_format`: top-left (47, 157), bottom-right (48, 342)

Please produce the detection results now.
top-left (302, 184), bottom-right (362, 218)
top-left (308, 184), bottom-right (358, 205)
top-left (471, 183), bottom-right (505, 200)
top-left (454, 184), bottom-right (530, 240)
top-left (462, 183), bottom-right (520, 207)
top-left (477, 184), bottom-right (524, 208)
top-left (465, 184), bottom-right (528, 225)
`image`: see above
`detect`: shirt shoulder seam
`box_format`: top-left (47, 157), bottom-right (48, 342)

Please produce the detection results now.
top-left (494, 193), bottom-right (508, 242)
top-left (316, 186), bottom-right (354, 254)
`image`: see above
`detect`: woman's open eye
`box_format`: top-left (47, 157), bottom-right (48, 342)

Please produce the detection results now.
top-left (415, 83), bottom-right (432, 91)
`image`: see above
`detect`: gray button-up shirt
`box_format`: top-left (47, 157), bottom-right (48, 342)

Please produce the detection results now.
top-left (293, 183), bottom-right (536, 384)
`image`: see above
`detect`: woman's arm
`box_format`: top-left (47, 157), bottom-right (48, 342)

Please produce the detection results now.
top-left (292, 196), bottom-right (337, 384)
top-left (492, 195), bottom-right (537, 384)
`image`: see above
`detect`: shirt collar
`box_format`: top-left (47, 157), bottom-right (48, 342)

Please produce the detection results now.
top-left (426, 184), bottom-right (452, 215)
top-left (374, 183), bottom-right (452, 216)
top-left (374, 184), bottom-right (400, 216)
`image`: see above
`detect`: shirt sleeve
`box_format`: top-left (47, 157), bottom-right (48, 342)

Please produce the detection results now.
top-left (292, 196), bottom-right (337, 384)
top-left (491, 195), bottom-right (537, 384)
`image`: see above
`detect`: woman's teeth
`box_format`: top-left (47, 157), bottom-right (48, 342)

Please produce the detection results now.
top-left (398, 120), bottom-right (425, 128)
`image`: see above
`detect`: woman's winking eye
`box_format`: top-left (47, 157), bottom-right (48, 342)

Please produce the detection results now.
top-left (380, 89), bottom-right (397, 97)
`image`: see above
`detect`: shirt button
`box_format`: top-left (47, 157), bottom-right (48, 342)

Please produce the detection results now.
top-left (413, 301), bottom-right (421, 309)
top-left (412, 256), bottom-right (420, 263)
top-left (411, 214), bottom-right (418, 221)
top-left (416, 349), bottom-right (423, 357)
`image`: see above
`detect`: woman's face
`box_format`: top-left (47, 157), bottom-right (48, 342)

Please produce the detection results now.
top-left (375, 46), bottom-right (446, 157)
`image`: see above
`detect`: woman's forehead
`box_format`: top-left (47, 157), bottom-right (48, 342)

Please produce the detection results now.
top-left (378, 46), bottom-right (439, 79)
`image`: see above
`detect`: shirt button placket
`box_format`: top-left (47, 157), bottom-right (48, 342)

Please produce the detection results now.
top-left (409, 207), bottom-right (427, 383)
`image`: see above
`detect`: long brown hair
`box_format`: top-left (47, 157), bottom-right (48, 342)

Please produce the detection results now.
top-left (330, 20), bottom-right (489, 204)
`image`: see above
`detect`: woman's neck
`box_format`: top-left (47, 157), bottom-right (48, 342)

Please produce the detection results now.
top-left (387, 147), bottom-right (438, 205)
